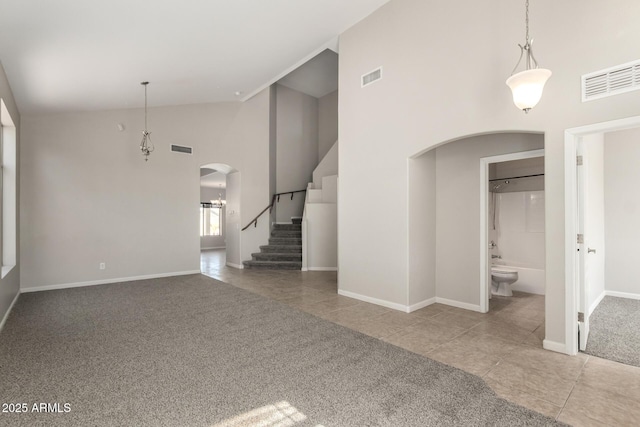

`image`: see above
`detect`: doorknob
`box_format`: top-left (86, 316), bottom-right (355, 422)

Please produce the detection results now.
top-left (588, 248), bottom-right (596, 254)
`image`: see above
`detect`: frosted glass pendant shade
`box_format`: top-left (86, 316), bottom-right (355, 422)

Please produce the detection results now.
top-left (506, 68), bottom-right (552, 112)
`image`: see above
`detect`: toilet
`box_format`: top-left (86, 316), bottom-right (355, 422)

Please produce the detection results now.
top-left (490, 266), bottom-right (518, 296)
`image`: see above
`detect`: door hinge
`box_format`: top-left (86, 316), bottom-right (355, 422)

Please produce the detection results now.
top-left (578, 312), bottom-right (585, 322)
top-left (577, 155), bottom-right (583, 166)
top-left (577, 234), bottom-right (584, 244)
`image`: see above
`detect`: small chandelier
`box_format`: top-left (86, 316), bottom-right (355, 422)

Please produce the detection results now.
top-left (506, 0), bottom-right (552, 113)
top-left (140, 81), bottom-right (154, 161)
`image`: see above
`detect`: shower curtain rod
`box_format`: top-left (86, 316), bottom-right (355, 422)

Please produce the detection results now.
top-left (489, 173), bottom-right (544, 182)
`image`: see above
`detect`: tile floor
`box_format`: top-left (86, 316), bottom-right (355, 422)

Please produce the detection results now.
top-left (201, 249), bottom-right (640, 426)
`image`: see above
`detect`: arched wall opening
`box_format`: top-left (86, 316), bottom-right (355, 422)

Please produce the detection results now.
top-left (408, 131), bottom-right (545, 313)
top-left (199, 163), bottom-right (241, 270)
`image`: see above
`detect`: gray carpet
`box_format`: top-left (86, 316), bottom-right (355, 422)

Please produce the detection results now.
top-left (584, 296), bottom-right (640, 368)
top-left (0, 274), bottom-right (560, 426)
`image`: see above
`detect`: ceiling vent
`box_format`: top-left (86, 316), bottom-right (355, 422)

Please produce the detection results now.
top-left (171, 144), bottom-right (193, 155)
top-left (361, 67), bottom-right (382, 88)
top-left (582, 59), bottom-right (640, 102)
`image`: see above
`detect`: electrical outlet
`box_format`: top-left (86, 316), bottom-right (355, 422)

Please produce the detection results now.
top-left (99, 262), bottom-right (106, 270)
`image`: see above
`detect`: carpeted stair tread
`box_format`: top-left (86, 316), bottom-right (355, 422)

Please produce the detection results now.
top-left (259, 245), bottom-right (302, 253)
top-left (243, 219), bottom-right (303, 270)
top-left (243, 260), bottom-right (302, 270)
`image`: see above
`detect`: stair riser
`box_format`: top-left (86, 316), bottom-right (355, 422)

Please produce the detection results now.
top-left (252, 254), bottom-right (302, 262)
top-left (259, 245), bottom-right (302, 253)
top-left (269, 238), bottom-right (302, 245)
top-left (273, 224), bottom-right (302, 231)
top-left (243, 261), bottom-right (302, 270)
top-left (271, 231), bottom-right (302, 237)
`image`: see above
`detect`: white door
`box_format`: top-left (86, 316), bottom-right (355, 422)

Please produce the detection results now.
top-left (577, 137), bottom-right (607, 351)
top-left (576, 146), bottom-right (589, 350)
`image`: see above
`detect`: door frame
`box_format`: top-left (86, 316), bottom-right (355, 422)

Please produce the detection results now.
top-left (479, 149), bottom-right (545, 313)
top-left (564, 115), bottom-right (640, 355)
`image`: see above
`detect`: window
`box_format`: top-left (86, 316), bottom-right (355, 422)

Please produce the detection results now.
top-left (200, 202), bottom-right (223, 236)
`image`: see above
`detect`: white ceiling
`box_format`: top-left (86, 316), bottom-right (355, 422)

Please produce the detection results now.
top-left (278, 49), bottom-right (338, 98)
top-left (0, 0), bottom-right (389, 114)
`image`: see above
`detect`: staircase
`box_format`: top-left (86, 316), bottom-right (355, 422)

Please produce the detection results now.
top-left (242, 218), bottom-right (302, 270)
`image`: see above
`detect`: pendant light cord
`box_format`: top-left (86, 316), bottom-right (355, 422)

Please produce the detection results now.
top-left (525, 0), bottom-right (530, 45)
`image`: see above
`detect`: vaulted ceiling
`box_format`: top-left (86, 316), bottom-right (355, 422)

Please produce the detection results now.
top-left (0, 0), bottom-right (389, 114)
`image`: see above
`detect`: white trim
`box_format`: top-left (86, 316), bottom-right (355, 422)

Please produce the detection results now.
top-left (301, 267), bottom-right (308, 272)
top-left (226, 262), bottom-right (244, 270)
top-left (480, 149), bottom-right (545, 315)
top-left (589, 291), bottom-right (606, 316)
top-left (275, 222), bottom-right (294, 225)
top-left (201, 246), bottom-right (226, 250)
top-left (564, 115), bottom-right (640, 357)
top-left (338, 289), bottom-right (409, 313)
top-left (0, 291), bottom-right (19, 332)
top-left (308, 267), bottom-right (338, 271)
top-left (20, 270), bottom-right (201, 293)
top-left (543, 339), bottom-right (567, 354)
top-left (435, 297), bottom-right (482, 313)
top-left (606, 290), bottom-right (640, 300)
top-left (408, 297), bottom-right (436, 313)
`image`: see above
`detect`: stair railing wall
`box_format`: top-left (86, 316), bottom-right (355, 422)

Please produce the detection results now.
top-left (241, 189), bottom-right (307, 231)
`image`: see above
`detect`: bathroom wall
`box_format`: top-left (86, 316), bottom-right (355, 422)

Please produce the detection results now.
top-left (490, 191), bottom-right (545, 270)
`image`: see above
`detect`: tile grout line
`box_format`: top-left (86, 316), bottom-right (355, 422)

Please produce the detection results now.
top-left (555, 354), bottom-right (591, 421)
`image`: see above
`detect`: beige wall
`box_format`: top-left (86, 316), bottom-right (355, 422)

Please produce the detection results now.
top-left (0, 61), bottom-right (20, 326)
top-left (604, 127), bottom-right (640, 297)
top-left (338, 0), bottom-right (640, 351)
top-left (20, 89), bottom-right (271, 289)
top-left (275, 84), bottom-right (319, 222)
top-left (318, 90), bottom-right (338, 161)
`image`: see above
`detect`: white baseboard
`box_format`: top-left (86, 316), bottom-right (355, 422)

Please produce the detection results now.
top-left (337, 289), bottom-right (408, 312)
top-left (605, 290), bottom-right (640, 300)
top-left (0, 291), bottom-right (20, 332)
top-left (435, 297), bottom-right (482, 313)
top-left (408, 297), bottom-right (436, 313)
top-left (589, 291), bottom-right (606, 316)
top-left (201, 246), bottom-right (225, 250)
top-left (226, 262), bottom-right (244, 270)
top-left (307, 267), bottom-right (338, 271)
top-left (21, 270), bottom-right (202, 293)
top-left (543, 339), bottom-right (570, 355)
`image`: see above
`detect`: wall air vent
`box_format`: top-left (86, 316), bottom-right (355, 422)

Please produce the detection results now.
top-left (582, 59), bottom-right (640, 102)
top-left (170, 144), bottom-right (193, 155)
top-left (361, 67), bottom-right (382, 88)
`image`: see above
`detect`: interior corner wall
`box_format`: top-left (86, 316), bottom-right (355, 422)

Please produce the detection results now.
top-left (435, 133), bottom-right (544, 307)
top-left (408, 150), bottom-right (436, 307)
top-left (318, 90), bottom-right (338, 161)
top-left (339, 0), bottom-right (640, 350)
top-left (20, 89), bottom-right (271, 289)
top-left (0, 61), bottom-right (20, 325)
top-left (275, 84), bottom-right (319, 222)
top-left (225, 172), bottom-right (241, 266)
top-left (604, 127), bottom-right (640, 297)
top-left (269, 85), bottom-right (278, 227)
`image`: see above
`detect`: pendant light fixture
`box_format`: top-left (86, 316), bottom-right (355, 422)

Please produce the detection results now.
top-left (140, 81), bottom-right (154, 161)
top-left (506, 0), bottom-right (552, 113)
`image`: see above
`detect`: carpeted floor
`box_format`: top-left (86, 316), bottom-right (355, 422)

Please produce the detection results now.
top-left (0, 274), bottom-right (560, 426)
top-left (584, 296), bottom-right (640, 368)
